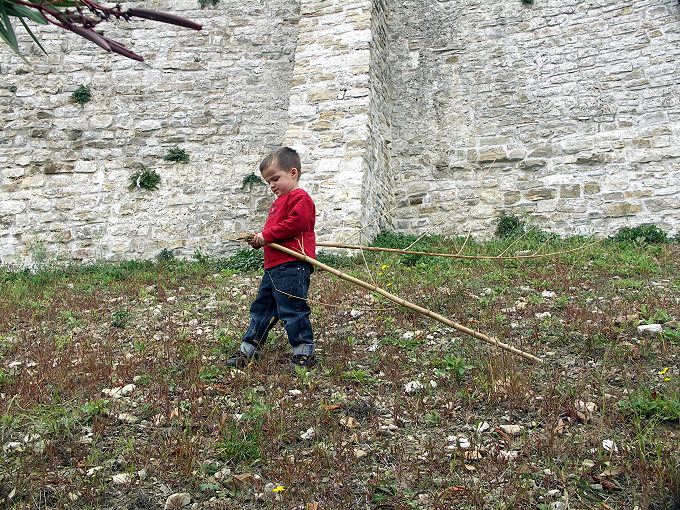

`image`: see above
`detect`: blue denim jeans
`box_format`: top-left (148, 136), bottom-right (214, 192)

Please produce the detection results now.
top-left (240, 261), bottom-right (314, 357)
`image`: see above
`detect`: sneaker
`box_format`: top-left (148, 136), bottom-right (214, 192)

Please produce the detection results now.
top-left (290, 354), bottom-right (315, 373)
top-left (226, 350), bottom-right (259, 369)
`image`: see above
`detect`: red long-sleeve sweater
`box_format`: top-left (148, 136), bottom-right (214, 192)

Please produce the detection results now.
top-left (261, 188), bottom-right (316, 269)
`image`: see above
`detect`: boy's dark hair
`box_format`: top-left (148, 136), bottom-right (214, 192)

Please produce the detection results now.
top-left (259, 147), bottom-right (302, 176)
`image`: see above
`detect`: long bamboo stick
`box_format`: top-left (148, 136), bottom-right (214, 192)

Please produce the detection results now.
top-left (315, 241), bottom-right (599, 260)
top-left (267, 242), bottom-right (543, 364)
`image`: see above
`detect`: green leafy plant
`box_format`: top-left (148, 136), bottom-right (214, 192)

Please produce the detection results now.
top-left (613, 224), bottom-right (668, 244)
top-left (71, 84), bottom-right (92, 105)
top-left (617, 387), bottom-right (680, 421)
top-left (81, 399), bottom-right (110, 422)
top-left (242, 173), bottom-right (264, 191)
top-left (164, 147), bottom-right (190, 163)
top-left (129, 165), bottom-right (161, 190)
top-left (111, 308), bottom-right (130, 329)
top-left (495, 215), bottom-right (525, 239)
top-left (222, 249), bottom-right (263, 272)
top-left (198, 0), bottom-right (220, 8)
top-left (434, 354), bottom-right (473, 382)
top-left (156, 248), bottom-right (175, 262)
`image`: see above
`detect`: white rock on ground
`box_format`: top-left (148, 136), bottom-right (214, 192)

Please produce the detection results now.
top-left (164, 492), bottom-right (191, 509)
top-left (637, 324), bottom-right (663, 335)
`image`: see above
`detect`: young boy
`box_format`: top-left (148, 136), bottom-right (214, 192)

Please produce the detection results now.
top-left (227, 147), bottom-right (317, 372)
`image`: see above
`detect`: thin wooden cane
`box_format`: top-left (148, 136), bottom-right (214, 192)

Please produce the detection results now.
top-left (314, 241), bottom-right (599, 260)
top-left (266, 242), bottom-right (543, 364)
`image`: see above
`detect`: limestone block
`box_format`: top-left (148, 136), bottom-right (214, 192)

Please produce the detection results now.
top-left (604, 202), bottom-right (643, 217)
top-left (0, 200), bottom-right (26, 215)
top-left (584, 182), bottom-right (601, 195)
top-left (525, 189), bottom-right (555, 201)
top-left (560, 184), bottom-right (581, 198)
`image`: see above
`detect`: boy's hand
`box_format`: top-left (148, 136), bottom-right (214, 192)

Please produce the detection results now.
top-left (248, 232), bottom-right (266, 248)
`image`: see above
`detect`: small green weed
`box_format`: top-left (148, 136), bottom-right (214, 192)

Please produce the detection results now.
top-left (218, 421), bottom-right (262, 464)
top-left (613, 224), bottom-right (668, 244)
top-left (111, 309), bottom-right (130, 329)
top-left (199, 364), bottom-right (223, 383)
top-left (129, 165), bottom-right (161, 190)
top-left (0, 368), bottom-right (14, 390)
top-left (81, 399), bottom-right (110, 422)
top-left (618, 387), bottom-right (680, 421)
top-left (495, 215), bottom-right (524, 239)
top-left (157, 248), bottom-right (175, 262)
top-left (341, 368), bottom-right (376, 385)
top-left (434, 354), bottom-right (473, 382)
top-left (380, 335), bottom-right (424, 351)
top-left (241, 172), bottom-right (264, 190)
top-left (164, 147), bottom-right (190, 163)
top-left (222, 249), bottom-right (263, 272)
top-left (71, 84), bottom-right (92, 105)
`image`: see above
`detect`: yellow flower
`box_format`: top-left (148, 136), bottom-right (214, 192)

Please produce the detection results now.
top-left (272, 485), bottom-right (286, 493)
top-left (381, 265), bottom-right (388, 269)
top-left (659, 367), bottom-right (669, 375)
top-left (665, 378), bottom-right (672, 382)
top-left (386, 283), bottom-right (392, 287)
top-left (378, 272), bottom-right (383, 276)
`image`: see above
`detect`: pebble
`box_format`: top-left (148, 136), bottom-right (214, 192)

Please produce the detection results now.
top-left (637, 324), bottom-right (662, 335)
top-left (535, 312), bottom-right (552, 319)
top-left (111, 473), bottom-right (133, 484)
top-left (86, 466), bottom-right (103, 477)
top-left (116, 413), bottom-right (140, 424)
top-left (354, 449), bottom-right (368, 458)
top-left (575, 401), bottom-right (598, 415)
top-left (288, 389), bottom-right (302, 396)
top-left (300, 427), bottom-right (315, 440)
top-left (164, 492), bottom-right (191, 509)
top-left (499, 424), bottom-right (523, 435)
top-left (602, 439), bottom-right (618, 453)
top-left (404, 380), bottom-right (424, 393)
top-left (475, 421), bottom-right (490, 433)
top-left (541, 290), bottom-right (556, 298)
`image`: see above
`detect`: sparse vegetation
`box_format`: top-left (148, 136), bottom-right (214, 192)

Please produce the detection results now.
top-left (164, 147), bottom-right (190, 163)
top-left (0, 233), bottom-right (678, 509)
top-left (129, 165), bottom-right (161, 190)
top-left (70, 84), bottom-right (92, 105)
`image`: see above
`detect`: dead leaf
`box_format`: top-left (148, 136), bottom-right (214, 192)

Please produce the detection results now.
top-left (576, 410), bottom-right (589, 423)
top-left (323, 404), bottom-right (342, 411)
top-left (599, 467), bottom-right (623, 478)
top-left (437, 485), bottom-right (469, 499)
top-left (553, 418), bottom-right (566, 435)
top-left (463, 449), bottom-right (482, 460)
top-left (232, 473), bottom-right (255, 485)
top-left (340, 416), bottom-right (359, 428)
top-left (306, 503), bottom-right (320, 510)
top-left (169, 408), bottom-right (180, 420)
top-left (593, 475), bottom-right (623, 492)
top-left (464, 464), bottom-right (476, 471)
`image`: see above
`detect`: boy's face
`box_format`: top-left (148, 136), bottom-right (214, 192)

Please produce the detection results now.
top-left (261, 164), bottom-right (299, 198)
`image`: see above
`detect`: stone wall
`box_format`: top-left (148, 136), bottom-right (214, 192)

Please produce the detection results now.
top-left (387, 0), bottom-right (680, 238)
top-left (282, 0), bottom-right (376, 244)
top-left (1, 0), bottom-right (679, 266)
top-left (1, 0), bottom-right (300, 265)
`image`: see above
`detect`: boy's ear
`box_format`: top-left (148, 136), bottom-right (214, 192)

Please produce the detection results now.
top-left (290, 167), bottom-right (300, 179)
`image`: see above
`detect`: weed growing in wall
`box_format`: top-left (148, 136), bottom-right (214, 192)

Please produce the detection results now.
top-left (164, 147), bottom-right (189, 163)
top-left (198, 0), bottom-right (219, 8)
top-left (129, 165), bottom-right (160, 191)
top-left (241, 173), bottom-right (264, 191)
top-left (71, 84), bottom-right (91, 105)
top-left (495, 215), bottom-right (525, 239)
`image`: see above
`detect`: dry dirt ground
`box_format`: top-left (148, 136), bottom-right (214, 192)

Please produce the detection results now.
top-left (0, 238), bottom-right (678, 509)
